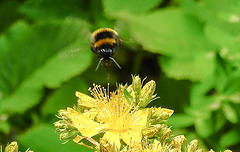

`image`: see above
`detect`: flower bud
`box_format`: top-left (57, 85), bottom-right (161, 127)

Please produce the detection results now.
top-left (160, 108), bottom-right (174, 119)
top-left (5, 141), bottom-right (18, 152)
top-left (148, 107), bottom-right (174, 124)
top-left (171, 135), bottom-right (186, 151)
top-left (57, 109), bottom-right (69, 120)
top-left (139, 80), bottom-right (156, 107)
top-left (132, 76), bottom-right (142, 93)
top-left (142, 124), bottom-right (162, 138)
top-left (187, 140), bottom-right (198, 152)
top-left (154, 108), bottom-right (174, 121)
top-left (60, 129), bottom-right (79, 140)
top-left (173, 135), bottom-right (186, 145)
top-left (54, 120), bottom-right (67, 129)
top-left (160, 128), bottom-right (171, 142)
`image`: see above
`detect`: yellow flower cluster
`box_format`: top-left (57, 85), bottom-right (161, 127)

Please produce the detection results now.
top-left (1, 141), bottom-right (33, 152)
top-left (54, 76), bottom-right (232, 152)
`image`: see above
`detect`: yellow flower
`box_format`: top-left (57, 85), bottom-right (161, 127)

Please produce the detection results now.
top-left (4, 141), bottom-right (33, 152)
top-left (122, 139), bottom-right (174, 152)
top-left (54, 76), bottom-right (233, 152)
top-left (68, 84), bottom-right (149, 148)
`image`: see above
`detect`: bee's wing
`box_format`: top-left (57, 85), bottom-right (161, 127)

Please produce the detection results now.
top-left (60, 31), bottom-right (91, 61)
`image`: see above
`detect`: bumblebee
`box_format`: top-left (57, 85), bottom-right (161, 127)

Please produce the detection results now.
top-left (90, 28), bottom-right (121, 71)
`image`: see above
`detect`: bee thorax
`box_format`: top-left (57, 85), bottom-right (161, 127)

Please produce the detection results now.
top-left (99, 49), bottom-right (114, 59)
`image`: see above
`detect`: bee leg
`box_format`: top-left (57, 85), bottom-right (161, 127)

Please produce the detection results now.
top-left (95, 58), bottom-right (104, 71)
top-left (109, 57), bottom-right (121, 69)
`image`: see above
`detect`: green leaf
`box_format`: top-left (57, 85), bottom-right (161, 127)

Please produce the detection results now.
top-left (212, 110), bottom-right (226, 132)
top-left (205, 24), bottom-right (236, 46)
top-left (124, 88), bottom-right (133, 104)
top-left (183, 0), bottom-right (240, 35)
top-left (0, 1), bottom-right (22, 33)
top-left (103, 0), bottom-right (163, 15)
top-left (183, 0), bottom-right (240, 68)
top-left (0, 118), bottom-right (10, 133)
top-left (42, 77), bottom-right (89, 115)
top-left (205, 24), bottom-right (240, 67)
top-left (18, 124), bottom-right (93, 152)
top-left (220, 128), bottom-right (240, 147)
top-left (159, 52), bottom-right (215, 81)
top-left (20, 0), bottom-right (90, 20)
top-left (222, 44), bottom-right (240, 68)
top-left (117, 9), bottom-right (216, 80)
top-left (181, 0), bottom-right (210, 22)
top-left (194, 113), bottom-right (213, 138)
top-left (222, 102), bottom-right (238, 124)
top-left (189, 79), bottom-right (223, 111)
top-left (0, 19), bottom-right (93, 114)
top-left (167, 114), bottom-right (194, 128)
top-left (214, 54), bottom-right (234, 92)
top-left (223, 76), bottom-right (240, 95)
top-left (123, 9), bottom-right (216, 55)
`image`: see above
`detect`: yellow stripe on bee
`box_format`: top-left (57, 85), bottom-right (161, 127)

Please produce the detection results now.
top-left (92, 28), bottom-right (119, 38)
top-left (94, 38), bottom-right (116, 48)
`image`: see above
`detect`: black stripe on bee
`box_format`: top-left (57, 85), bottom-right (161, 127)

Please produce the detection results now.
top-left (94, 31), bottom-right (116, 42)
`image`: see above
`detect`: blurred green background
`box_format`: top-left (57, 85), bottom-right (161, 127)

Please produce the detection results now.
top-left (0, 0), bottom-right (240, 151)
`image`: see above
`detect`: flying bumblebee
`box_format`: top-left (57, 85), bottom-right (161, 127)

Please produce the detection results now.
top-left (90, 28), bottom-right (122, 73)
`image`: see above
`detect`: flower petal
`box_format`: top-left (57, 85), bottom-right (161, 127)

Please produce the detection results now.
top-left (131, 109), bottom-right (149, 126)
top-left (121, 109), bottom-right (149, 146)
top-left (75, 91), bottom-right (96, 108)
top-left (103, 131), bottom-right (121, 148)
top-left (121, 128), bottom-right (142, 147)
top-left (162, 108), bottom-right (174, 117)
top-left (67, 108), bottom-right (107, 137)
top-left (82, 108), bottom-right (99, 120)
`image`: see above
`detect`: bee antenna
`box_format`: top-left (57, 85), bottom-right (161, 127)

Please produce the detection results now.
top-left (95, 58), bottom-right (104, 71)
top-left (109, 57), bottom-right (122, 69)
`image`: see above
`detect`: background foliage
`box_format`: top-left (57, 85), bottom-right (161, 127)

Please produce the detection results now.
top-left (0, 0), bottom-right (240, 151)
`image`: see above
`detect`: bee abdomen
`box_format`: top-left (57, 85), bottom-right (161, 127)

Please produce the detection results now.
top-left (90, 28), bottom-right (121, 54)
